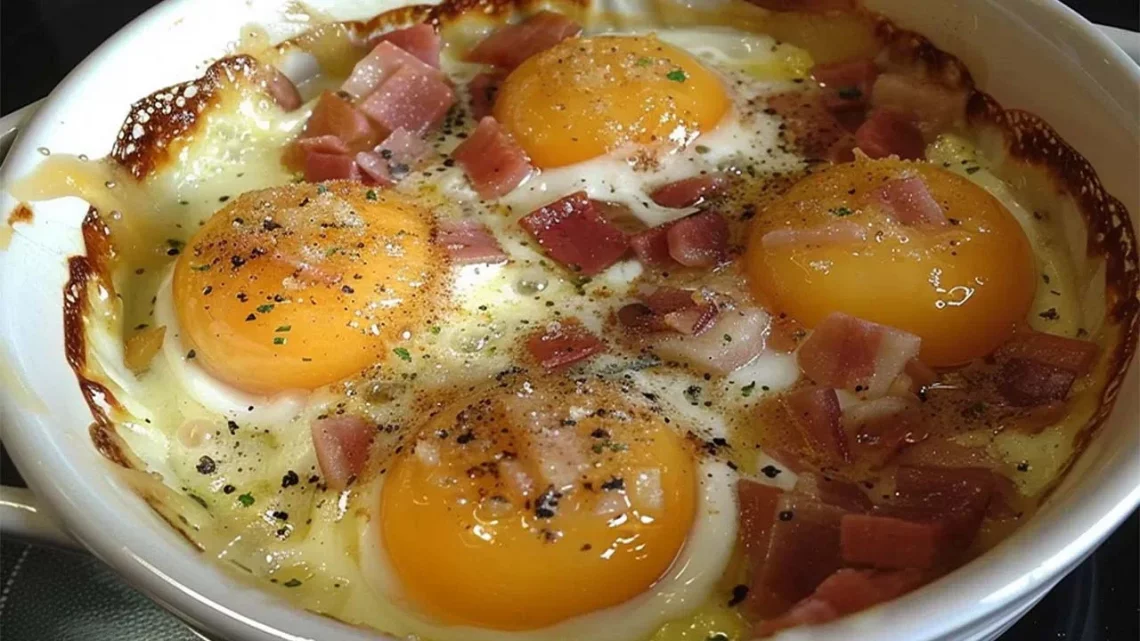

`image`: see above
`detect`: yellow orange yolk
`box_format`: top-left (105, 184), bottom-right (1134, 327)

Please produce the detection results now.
top-left (380, 374), bottom-right (697, 630)
top-left (172, 181), bottom-right (441, 394)
top-left (493, 34), bottom-right (730, 169)
top-left (745, 159), bottom-right (1037, 366)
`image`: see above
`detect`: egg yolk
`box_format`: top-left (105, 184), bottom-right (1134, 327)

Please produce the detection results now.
top-left (493, 35), bottom-right (730, 169)
top-left (172, 181), bottom-right (442, 394)
top-left (745, 159), bottom-right (1037, 366)
top-left (380, 373), bottom-right (697, 630)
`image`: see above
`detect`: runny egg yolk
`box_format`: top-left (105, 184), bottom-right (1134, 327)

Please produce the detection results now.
top-left (380, 374), bottom-right (697, 630)
top-left (172, 181), bottom-right (442, 394)
top-left (745, 159), bottom-right (1037, 366)
top-left (493, 35), bottom-right (729, 169)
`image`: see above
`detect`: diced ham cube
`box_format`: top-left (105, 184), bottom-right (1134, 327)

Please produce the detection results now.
top-left (469, 71), bottom-right (505, 120)
top-left (794, 472), bottom-right (873, 513)
top-left (797, 312), bottom-right (922, 398)
top-left (305, 152), bottom-right (361, 183)
top-left (437, 219), bottom-right (508, 265)
top-left (813, 59), bottom-right (878, 112)
top-left (783, 387), bottom-right (849, 463)
top-left (354, 150), bottom-right (394, 186)
top-left (883, 465), bottom-right (994, 545)
top-left (618, 287), bottom-right (719, 335)
top-left (311, 415), bottom-right (375, 489)
top-left (840, 514), bottom-right (947, 569)
top-left (342, 41), bottom-right (443, 100)
top-left (998, 358), bottom-right (1078, 406)
top-left (874, 176), bottom-right (947, 226)
top-left (519, 192), bottom-right (629, 275)
top-left (374, 24), bottom-right (441, 69)
top-left (855, 109), bottom-right (927, 160)
top-left (666, 211), bottom-right (730, 267)
top-left (652, 307), bottom-right (768, 374)
top-left (843, 395), bottom-right (926, 468)
top-left (377, 127), bottom-right (430, 167)
top-left (997, 330), bottom-right (1098, 375)
top-left (358, 64), bottom-right (456, 136)
top-left (767, 91), bottom-right (856, 162)
top-left (630, 224), bottom-right (674, 268)
top-left (525, 319), bottom-right (606, 370)
top-left (301, 92), bottom-right (379, 152)
top-left (650, 174), bottom-right (729, 208)
top-left (452, 116), bottom-right (534, 199)
top-left (871, 73), bottom-right (967, 137)
top-left (738, 479), bottom-right (784, 555)
top-left (262, 66), bottom-right (302, 111)
top-left (766, 313), bottom-right (807, 353)
top-left (761, 220), bottom-right (868, 249)
top-left (753, 568), bottom-right (926, 637)
top-left (296, 135), bottom-right (351, 155)
top-left (467, 11), bottom-right (582, 69)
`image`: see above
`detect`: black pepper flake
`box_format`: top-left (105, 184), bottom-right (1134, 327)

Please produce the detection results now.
top-left (1038, 308), bottom-right (1059, 321)
top-left (341, 285), bottom-right (355, 294)
top-left (600, 477), bottom-right (625, 491)
top-left (245, 313), bottom-right (256, 321)
top-left (534, 487), bottom-right (562, 519)
top-left (272, 510), bottom-right (289, 521)
top-left (227, 420), bottom-right (240, 435)
top-left (728, 584), bottom-right (750, 607)
top-left (1017, 461), bottom-right (1030, 472)
top-left (778, 510), bottom-right (794, 521)
top-left (761, 465), bottom-right (782, 479)
top-left (282, 470), bottom-right (300, 488)
top-left (590, 428), bottom-right (610, 439)
top-left (580, 543), bottom-right (592, 551)
top-left (282, 578), bottom-right (302, 588)
top-left (262, 218), bottom-right (283, 232)
top-left (223, 484), bottom-right (236, 494)
top-left (456, 430), bottom-right (476, 445)
top-left (186, 349), bottom-right (197, 360)
top-left (195, 455), bottom-right (216, 474)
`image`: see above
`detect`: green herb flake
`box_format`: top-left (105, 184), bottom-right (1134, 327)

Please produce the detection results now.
top-left (325, 246), bottom-right (341, 257)
top-left (273, 337), bottom-right (286, 345)
top-left (695, 145), bottom-right (710, 154)
top-left (316, 185), bottom-right (328, 194)
top-left (393, 347), bottom-right (412, 362)
top-left (741, 381), bottom-right (757, 397)
top-left (191, 263), bottom-right (212, 271)
top-left (237, 493), bottom-right (255, 507)
top-left (429, 325), bottom-right (441, 335)
top-left (666, 69), bottom-right (687, 83)
top-left (723, 334), bottom-right (733, 343)
top-left (283, 578), bottom-right (303, 588)
top-left (636, 57), bottom-right (653, 67)
top-left (275, 325), bottom-right (291, 332)
top-left (830, 206), bottom-right (854, 217)
top-left (365, 189), bottom-right (378, 201)
top-left (256, 304), bottom-right (275, 313)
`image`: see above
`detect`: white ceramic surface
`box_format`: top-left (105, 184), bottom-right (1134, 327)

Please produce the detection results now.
top-left (0, 1), bottom-right (1136, 640)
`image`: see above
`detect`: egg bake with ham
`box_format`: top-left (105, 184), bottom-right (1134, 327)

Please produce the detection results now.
top-left (29, 1), bottom-right (1135, 640)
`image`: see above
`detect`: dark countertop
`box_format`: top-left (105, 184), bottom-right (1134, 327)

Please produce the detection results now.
top-left (1, 1), bottom-right (1137, 640)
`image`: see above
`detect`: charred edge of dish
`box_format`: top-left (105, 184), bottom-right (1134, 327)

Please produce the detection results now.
top-left (873, 14), bottom-right (975, 90)
top-left (143, 495), bottom-right (207, 552)
top-left (7, 203), bottom-right (34, 226)
top-left (110, 54), bottom-right (267, 179)
top-left (347, 0), bottom-right (588, 41)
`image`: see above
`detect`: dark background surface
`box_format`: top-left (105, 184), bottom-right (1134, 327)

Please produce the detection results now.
top-left (1, 1), bottom-right (1138, 640)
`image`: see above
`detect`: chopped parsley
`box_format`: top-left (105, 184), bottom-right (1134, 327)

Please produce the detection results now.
top-left (393, 347), bottom-right (412, 362)
top-left (316, 185), bottom-right (328, 194)
top-left (365, 189), bottom-right (378, 201)
top-left (325, 246), bottom-right (341, 257)
top-left (191, 263), bottom-right (212, 271)
top-left (283, 578), bottom-right (303, 588)
top-left (830, 206), bottom-right (854, 217)
top-left (666, 69), bottom-right (687, 83)
top-left (275, 325), bottom-right (291, 332)
top-left (636, 57), bottom-right (653, 67)
top-left (237, 493), bottom-right (255, 507)
top-left (741, 381), bottom-right (757, 397)
top-left (256, 303), bottom-right (275, 313)
top-left (429, 325), bottom-right (441, 335)
top-left (273, 337), bottom-right (286, 345)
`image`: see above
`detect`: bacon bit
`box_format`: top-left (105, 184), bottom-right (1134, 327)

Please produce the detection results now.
top-left (305, 152), bottom-right (361, 183)
top-left (263, 66), bottom-right (302, 111)
top-left (870, 73), bottom-right (967, 137)
top-left (296, 135), bottom-right (351, 155)
top-left (469, 71), bottom-right (505, 119)
top-left (761, 220), bottom-right (868, 249)
top-left (784, 387), bottom-right (849, 463)
top-left (300, 92), bottom-right (378, 152)
top-left (666, 211), bottom-right (730, 267)
top-left (753, 568), bottom-right (926, 637)
top-left (629, 224), bottom-right (675, 268)
top-left (794, 472), bottom-right (873, 513)
top-left (466, 11), bottom-right (583, 69)
top-left (452, 116), bottom-right (534, 199)
top-left (525, 319), bottom-right (607, 371)
top-left (519, 192), bottom-right (629, 275)
top-left (618, 287), bottom-right (719, 335)
top-left (354, 151), bottom-right (395, 186)
top-left (766, 314), bottom-right (806, 353)
top-left (342, 41), bottom-right (443, 100)
top-left (374, 24), bottom-right (442, 68)
top-left (357, 65), bottom-right (456, 136)
top-left (377, 127), bottom-right (429, 166)
top-left (767, 91), bottom-right (856, 162)
top-left (856, 110), bottom-right (927, 160)
top-left (843, 396), bottom-right (926, 468)
top-left (653, 307), bottom-right (768, 374)
top-left (738, 479), bottom-right (784, 555)
top-left (874, 175), bottom-right (948, 226)
top-left (998, 358), bottom-right (1078, 406)
top-left (437, 219), bottom-right (508, 265)
top-left (882, 465), bottom-right (994, 546)
top-left (650, 174), bottom-right (729, 208)
top-left (813, 59), bottom-right (878, 112)
top-left (997, 330), bottom-right (1097, 375)
top-left (840, 514), bottom-right (946, 569)
top-left (311, 415), bottom-right (375, 489)
top-left (797, 312), bottom-right (922, 398)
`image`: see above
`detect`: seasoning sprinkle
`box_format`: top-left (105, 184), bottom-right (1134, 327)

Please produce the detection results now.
top-left (666, 69), bottom-right (687, 83)
top-left (237, 493), bottom-right (255, 507)
top-left (394, 347), bottom-right (412, 362)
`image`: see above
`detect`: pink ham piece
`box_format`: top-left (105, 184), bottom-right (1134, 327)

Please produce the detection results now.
top-left (618, 287), bottom-right (719, 336)
top-left (650, 174), bottom-right (729, 208)
top-left (813, 59), bottom-right (878, 112)
top-left (797, 312), bottom-right (922, 398)
top-left (437, 219), bottom-right (508, 265)
top-left (880, 465), bottom-right (995, 547)
top-left (855, 109), bottom-right (926, 160)
top-left (354, 151), bottom-right (394, 186)
top-left (526, 319), bottom-right (607, 370)
top-left (519, 192), bottom-right (629, 275)
top-left (469, 71), bottom-right (505, 119)
top-left (997, 330), bottom-right (1097, 375)
top-left (767, 91), bottom-right (856, 162)
top-left (840, 514), bottom-right (947, 569)
top-left (358, 64), bottom-right (456, 136)
top-left (738, 479), bottom-right (784, 555)
top-left (667, 211), bottom-right (730, 267)
top-left (374, 24), bottom-right (442, 68)
top-left (452, 116), bottom-right (534, 199)
top-left (630, 224), bottom-right (674, 268)
top-left (843, 395), bottom-right (925, 468)
top-left (300, 92), bottom-right (378, 152)
top-left (262, 66), bottom-right (302, 112)
top-left (355, 127), bottom-right (432, 185)
top-left (305, 152), bottom-right (361, 183)
top-left (296, 135), bottom-right (350, 155)
top-left (870, 73), bottom-right (967, 137)
top-left (652, 307), bottom-right (768, 374)
top-left (753, 568), bottom-right (926, 637)
top-left (784, 387), bottom-right (849, 463)
top-left (761, 220), bottom-right (867, 249)
top-left (342, 41), bottom-right (443, 100)
top-left (995, 330), bottom-right (1097, 406)
top-left (874, 176), bottom-right (948, 227)
top-left (467, 11), bottom-right (582, 69)
top-left (311, 415), bottom-right (375, 489)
